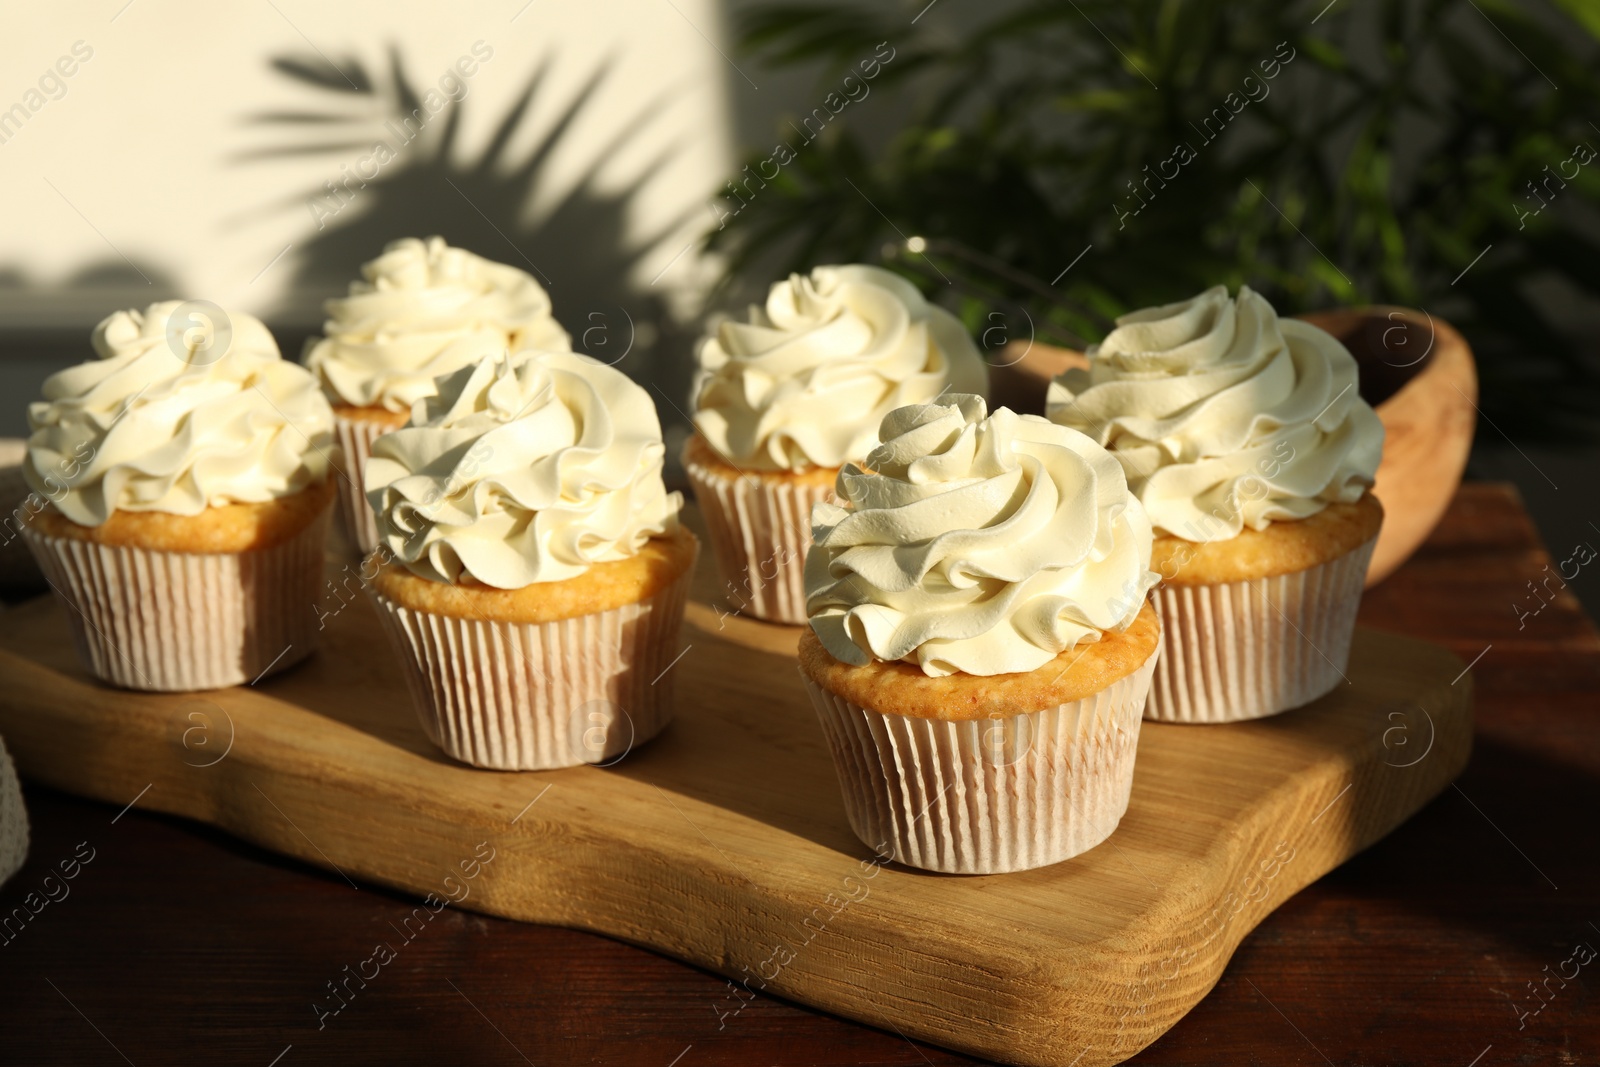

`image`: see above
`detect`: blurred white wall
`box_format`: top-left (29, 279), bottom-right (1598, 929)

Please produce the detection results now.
top-left (0, 0), bottom-right (734, 331)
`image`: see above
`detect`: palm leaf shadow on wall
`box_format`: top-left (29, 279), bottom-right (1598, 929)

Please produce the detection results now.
top-left (237, 48), bottom-right (701, 404)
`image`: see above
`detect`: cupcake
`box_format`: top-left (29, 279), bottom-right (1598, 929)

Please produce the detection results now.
top-left (1047, 285), bottom-right (1384, 723)
top-left (303, 236), bottom-right (571, 553)
top-left (362, 343), bottom-right (696, 771)
top-left (686, 264), bottom-right (986, 625)
top-left (20, 300), bottom-right (337, 691)
top-left (799, 395), bottom-right (1160, 874)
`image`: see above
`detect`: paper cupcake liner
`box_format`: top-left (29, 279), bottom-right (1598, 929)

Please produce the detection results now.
top-left (332, 413), bottom-right (393, 555)
top-left (802, 652), bottom-right (1159, 875)
top-left (0, 735), bottom-right (28, 889)
top-left (1144, 537), bottom-right (1377, 723)
top-left (20, 505), bottom-right (331, 692)
top-left (683, 450), bottom-right (832, 626)
top-left (366, 555), bottom-right (696, 771)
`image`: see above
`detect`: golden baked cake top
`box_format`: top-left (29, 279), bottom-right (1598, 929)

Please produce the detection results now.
top-left (1154, 493), bottom-right (1384, 585)
top-left (800, 601), bottom-right (1159, 721)
top-left (371, 522), bottom-right (697, 624)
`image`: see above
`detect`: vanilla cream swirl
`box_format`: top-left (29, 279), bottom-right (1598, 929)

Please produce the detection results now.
top-left (1047, 285), bottom-right (1383, 542)
top-left (692, 264), bottom-right (987, 471)
top-left (304, 236), bottom-right (572, 413)
top-left (805, 395), bottom-right (1156, 678)
top-left (366, 345), bottom-right (680, 588)
top-left (25, 300), bottom-right (334, 526)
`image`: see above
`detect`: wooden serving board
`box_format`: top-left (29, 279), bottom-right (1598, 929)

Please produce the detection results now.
top-left (0, 545), bottom-right (1471, 1067)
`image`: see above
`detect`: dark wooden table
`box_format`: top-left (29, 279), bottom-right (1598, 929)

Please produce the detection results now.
top-left (1, 482), bottom-right (1595, 1067)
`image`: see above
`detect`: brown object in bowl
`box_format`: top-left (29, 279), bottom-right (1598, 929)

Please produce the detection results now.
top-left (991, 305), bottom-right (1477, 586)
top-left (987, 340), bottom-right (1087, 417)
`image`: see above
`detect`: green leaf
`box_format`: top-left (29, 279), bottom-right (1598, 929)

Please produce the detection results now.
top-left (716, 0), bottom-right (1600, 440)
top-left (1550, 0), bottom-right (1600, 39)
top-left (1297, 36), bottom-right (1348, 71)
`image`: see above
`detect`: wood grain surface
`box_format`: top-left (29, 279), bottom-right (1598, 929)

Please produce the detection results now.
top-left (1, 484), bottom-right (1591, 1067)
top-left (0, 506), bottom-right (1474, 1066)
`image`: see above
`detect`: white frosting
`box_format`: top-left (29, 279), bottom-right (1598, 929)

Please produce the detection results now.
top-left (805, 395), bottom-right (1156, 678)
top-left (692, 264), bottom-right (988, 471)
top-left (304, 236), bottom-right (571, 413)
top-left (1047, 285), bottom-right (1383, 542)
top-left (25, 300), bottom-right (334, 526)
top-left (366, 345), bottom-right (681, 588)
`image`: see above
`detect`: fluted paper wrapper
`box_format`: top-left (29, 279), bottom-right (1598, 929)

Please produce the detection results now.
top-left (803, 652), bottom-right (1158, 875)
top-left (367, 558), bottom-right (695, 771)
top-left (683, 449), bottom-right (831, 626)
top-left (1145, 537), bottom-right (1377, 723)
top-left (21, 507), bottom-right (331, 691)
top-left (0, 735), bottom-right (27, 889)
top-left (332, 412), bottom-right (393, 554)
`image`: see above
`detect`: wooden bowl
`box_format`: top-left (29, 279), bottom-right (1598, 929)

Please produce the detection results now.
top-left (991, 306), bottom-right (1477, 586)
top-left (1298, 307), bottom-right (1477, 585)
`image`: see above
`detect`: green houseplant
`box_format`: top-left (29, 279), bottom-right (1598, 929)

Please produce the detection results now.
top-left (709, 0), bottom-right (1600, 438)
